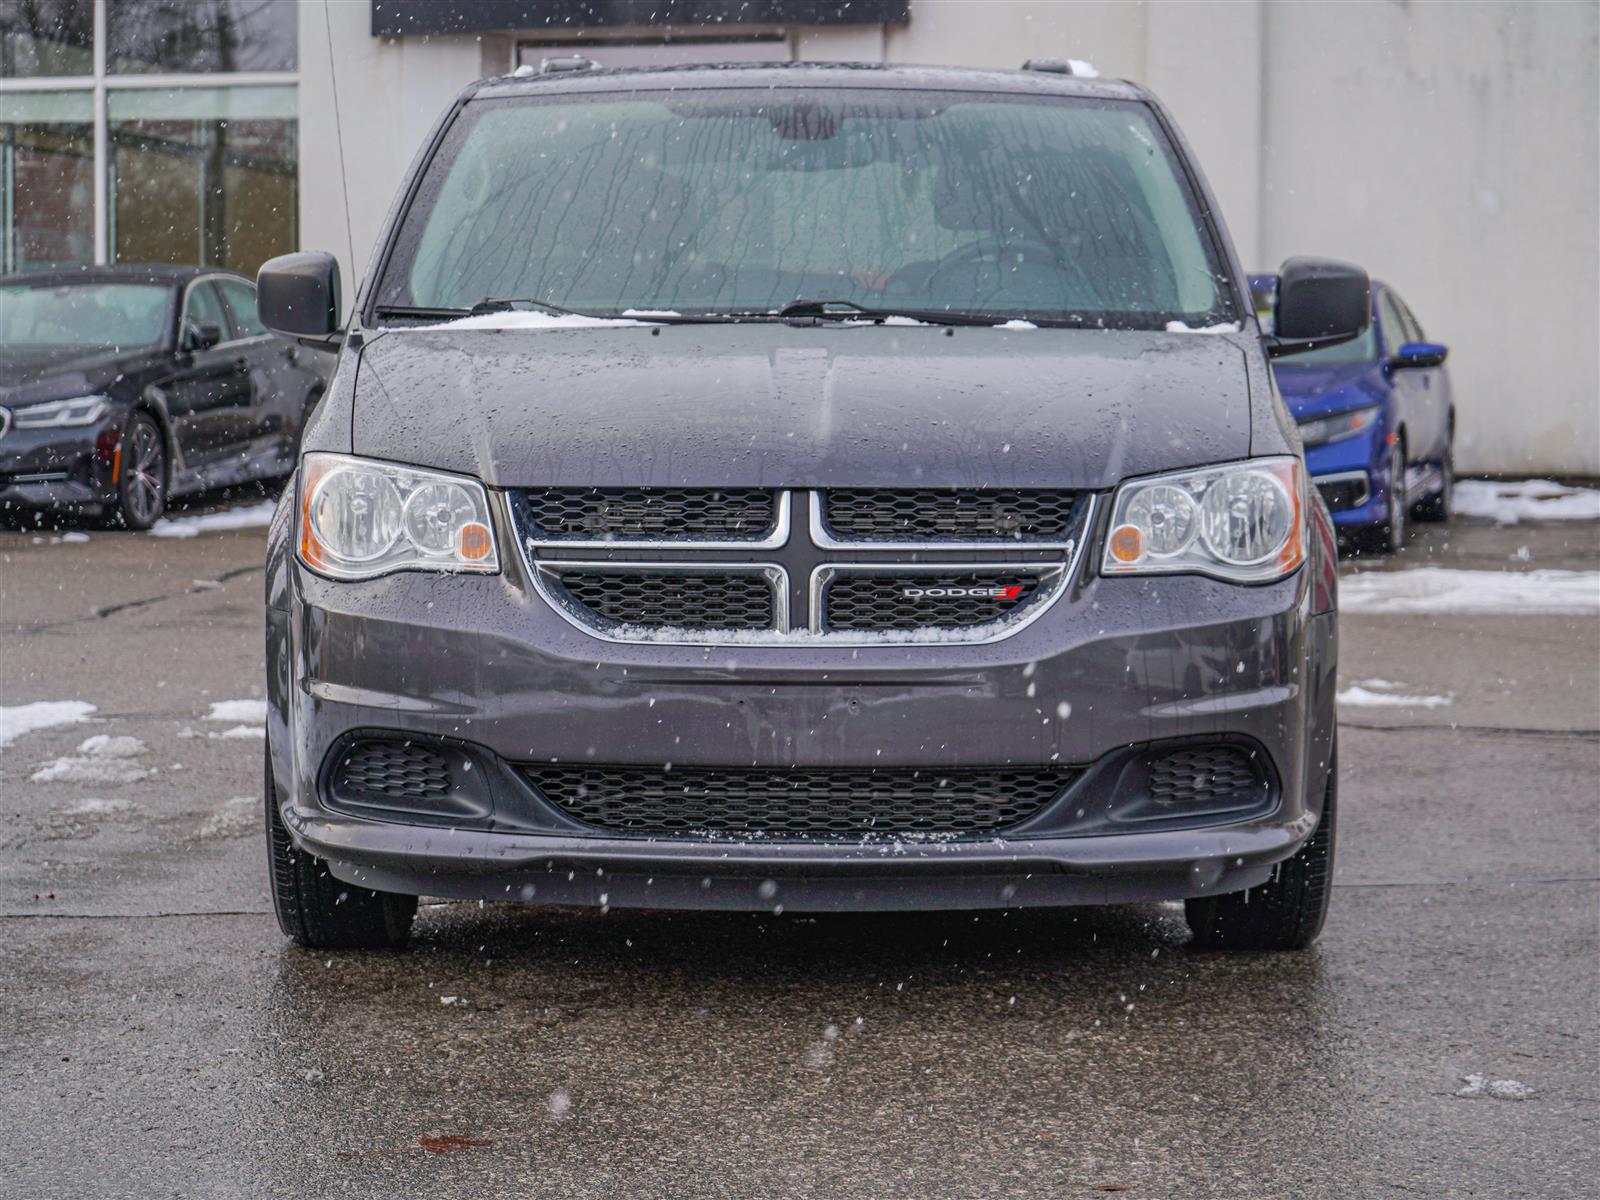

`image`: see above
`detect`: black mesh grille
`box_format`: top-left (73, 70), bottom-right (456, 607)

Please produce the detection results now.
top-left (823, 489), bottom-right (1081, 542)
top-left (824, 572), bottom-right (1044, 632)
top-left (523, 765), bottom-right (1076, 838)
top-left (1147, 746), bottom-right (1269, 809)
top-left (333, 740), bottom-right (451, 802)
top-left (523, 488), bottom-right (776, 541)
top-left (555, 571), bottom-right (775, 631)
top-left (1315, 477), bottom-right (1369, 512)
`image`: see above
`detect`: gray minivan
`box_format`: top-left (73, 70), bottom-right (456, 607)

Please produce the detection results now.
top-left (257, 61), bottom-right (1367, 951)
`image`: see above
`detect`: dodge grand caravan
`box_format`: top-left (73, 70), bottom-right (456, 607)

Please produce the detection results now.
top-left (258, 62), bottom-right (1367, 952)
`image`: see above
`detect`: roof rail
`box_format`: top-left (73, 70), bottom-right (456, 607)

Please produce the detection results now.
top-left (1021, 58), bottom-right (1077, 76)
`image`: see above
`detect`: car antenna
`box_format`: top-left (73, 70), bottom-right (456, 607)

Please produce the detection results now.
top-left (322, 0), bottom-right (357, 313)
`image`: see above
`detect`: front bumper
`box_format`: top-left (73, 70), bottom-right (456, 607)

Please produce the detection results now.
top-left (268, 518), bottom-right (1338, 912)
top-left (1305, 427), bottom-right (1389, 529)
top-left (0, 419), bottom-right (117, 512)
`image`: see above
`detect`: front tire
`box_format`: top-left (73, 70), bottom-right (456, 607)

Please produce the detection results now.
top-left (1413, 444), bottom-right (1453, 523)
top-left (1185, 758), bottom-right (1337, 951)
top-left (109, 412), bottom-right (167, 530)
top-left (1361, 441), bottom-right (1408, 555)
top-left (265, 754), bottom-right (416, 950)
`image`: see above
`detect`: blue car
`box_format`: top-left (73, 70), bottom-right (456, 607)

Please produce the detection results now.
top-left (1251, 274), bottom-right (1454, 552)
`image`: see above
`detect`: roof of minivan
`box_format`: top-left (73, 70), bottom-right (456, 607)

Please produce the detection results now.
top-left (2, 263), bottom-right (238, 289)
top-left (471, 61), bottom-right (1150, 104)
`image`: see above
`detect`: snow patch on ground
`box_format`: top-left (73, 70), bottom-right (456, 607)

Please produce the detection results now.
top-left (1340, 568), bottom-right (1600, 615)
top-left (996, 319), bottom-right (1039, 330)
top-left (31, 757), bottom-right (152, 785)
top-left (76, 734), bottom-right (147, 758)
top-left (31, 731), bottom-right (154, 784)
top-left (0, 701), bottom-right (96, 752)
top-left (62, 798), bottom-right (136, 816)
top-left (195, 796), bottom-right (257, 840)
top-left (206, 699), bottom-right (268, 724)
top-left (214, 725), bottom-right (266, 740)
top-left (1454, 478), bottom-right (1600, 524)
top-left (1457, 1073), bottom-right (1534, 1100)
top-left (150, 501), bottom-right (277, 539)
top-left (1337, 679), bottom-right (1452, 708)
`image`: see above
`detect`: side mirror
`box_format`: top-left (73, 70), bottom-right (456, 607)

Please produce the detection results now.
top-left (1267, 256), bottom-right (1370, 359)
top-left (257, 251), bottom-right (341, 339)
top-left (1391, 340), bottom-right (1448, 370)
top-left (185, 321), bottom-right (223, 352)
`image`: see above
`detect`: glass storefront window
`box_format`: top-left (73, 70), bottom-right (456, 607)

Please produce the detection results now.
top-left (0, 0), bottom-right (94, 78)
top-left (2, 90), bottom-right (93, 270)
top-left (109, 85), bottom-right (295, 276)
top-left (107, 0), bottom-right (297, 75)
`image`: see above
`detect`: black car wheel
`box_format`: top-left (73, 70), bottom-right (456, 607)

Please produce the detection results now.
top-left (265, 752), bottom-right (416, 950)
top-left (1185, 751), bottom-right (1337, 951)
top-left (1413, 443), bottom-right (1453, 523)
top-left (111, 412), bottom-right (167, 531)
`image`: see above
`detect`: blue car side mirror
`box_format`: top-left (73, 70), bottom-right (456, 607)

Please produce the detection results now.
top-left (1392, 340), bottom-right (1448, 369)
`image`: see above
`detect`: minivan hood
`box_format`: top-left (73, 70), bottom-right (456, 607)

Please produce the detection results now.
top-left (353, 324), bottom-right (1251, 490)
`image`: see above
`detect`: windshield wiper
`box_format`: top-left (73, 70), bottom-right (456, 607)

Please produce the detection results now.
top-left (372, 298), bottom-right (599, 323)
top-left (467, 297), bottom-right (591, 317)
top-left (371, 303), bottom-right (471, 322)
top-left (772, 299), bottom-right (1010, 327)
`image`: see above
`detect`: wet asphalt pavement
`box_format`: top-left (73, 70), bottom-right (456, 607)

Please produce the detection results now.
top-left (1, 501), bottom-right (1595, 1199)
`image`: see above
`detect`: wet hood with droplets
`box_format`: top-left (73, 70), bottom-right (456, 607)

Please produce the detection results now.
top-left (352, 324), bottom-right (1252, 490)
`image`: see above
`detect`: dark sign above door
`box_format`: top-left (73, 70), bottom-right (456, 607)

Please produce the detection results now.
top-left (371, 1), bottom-right (911, 37)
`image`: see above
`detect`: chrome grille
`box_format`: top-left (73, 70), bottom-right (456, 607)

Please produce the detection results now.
top-left (520, 487), bottom-right (777, 542)
top-left (522, 764), bottom-right (1077, 838)
top-left (518, 490), bottom-right (1093, 645)
top-left (548, 568), bottom-right (778, 632)
top-left (820, 488), bottom-right (1082, 543)
top-left (821, 570), bottom-right (1046, 632)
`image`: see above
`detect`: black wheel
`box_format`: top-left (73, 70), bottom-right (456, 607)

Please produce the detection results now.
top-left (1413, 443), bottom-right (1453, 523)
top-left (110, 411), bottom-right (167, 530)
top-left (1185, 757), bottom-right (1337, 951)
top-left (265, 753), bottom-right (416, 950)
top-left (1361, 441), bottom-right (1408, 555)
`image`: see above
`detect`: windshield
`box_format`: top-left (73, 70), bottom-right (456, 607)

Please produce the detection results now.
top-left (0, 282), bottom-right (170, 351)
top-left (375, 88), bottom-right (1233, 328)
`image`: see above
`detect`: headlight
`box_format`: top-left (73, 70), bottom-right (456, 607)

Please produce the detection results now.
top-left (298, 452), bottom-right (498, 580)
top-left (1297, 404), bottom-right (1379, 448)
top-left (12, 395), bottom-right (109, 429)
top-left (1103, 457), bottom-right (1305, 583)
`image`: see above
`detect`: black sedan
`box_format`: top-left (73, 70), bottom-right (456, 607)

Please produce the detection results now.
top-left (0, 265), bottom-right (330, 529)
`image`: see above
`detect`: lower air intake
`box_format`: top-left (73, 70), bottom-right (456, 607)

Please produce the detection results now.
top-left (1146, 745), bottom-right (1270, 811)
top-left (521, 764), bottom-right (1077, 839)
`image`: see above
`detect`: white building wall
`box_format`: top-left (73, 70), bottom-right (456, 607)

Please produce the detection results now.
top-left (1256, 0), bottom-right (1599, 474)
top-left (298, 0), bottom-right (1599, 474)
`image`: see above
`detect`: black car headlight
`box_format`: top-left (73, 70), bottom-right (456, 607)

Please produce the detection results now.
top-left (10, 395), bottom-right (110, 429)
top-left (297, 452), bottom-right (498, 580)
top-left (1102, 457), bottom-right (1305, 583)
top-left (1296, 404), bottom-right (1379, 448)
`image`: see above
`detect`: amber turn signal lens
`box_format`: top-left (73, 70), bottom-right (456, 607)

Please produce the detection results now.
top-left (457, 521), bottom-right (493, 561)
top-left (1109, 523), bottom-right (1145, 563)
